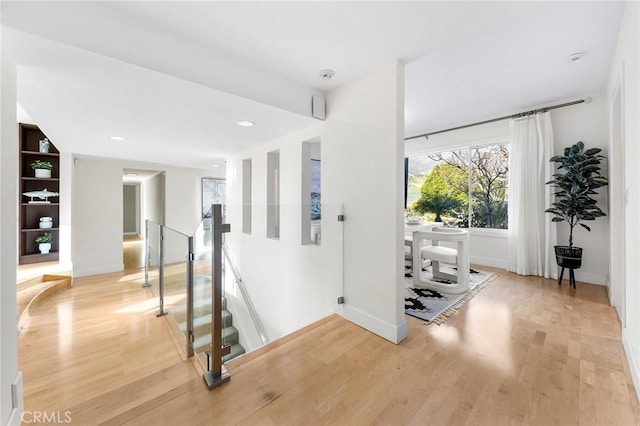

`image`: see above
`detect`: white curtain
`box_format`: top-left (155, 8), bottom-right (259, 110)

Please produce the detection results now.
top-left (507, 112), bottom-right (557, 278)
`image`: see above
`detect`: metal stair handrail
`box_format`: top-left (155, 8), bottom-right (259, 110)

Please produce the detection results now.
top-left (142, 219), bottom-right (191, 320)
top-left (222, 243), bottom-right (268, 345)
top-left (145, 219), bottom-right (190, 237)
top-left (144, 208), bottom-right (265, 390)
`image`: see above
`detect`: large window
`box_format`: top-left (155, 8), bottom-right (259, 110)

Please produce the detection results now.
top-left (407, 144), bottom-right (509, 229)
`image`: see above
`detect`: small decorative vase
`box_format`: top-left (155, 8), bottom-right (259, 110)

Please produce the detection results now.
top-left (39, 138), bottom-right (51, 153)
top-left (38, 243), bottom-right (51, 254)
top-left (35, 169), bottom-right (51, 179)
top-left (39, 217), bottom-right (53, 229)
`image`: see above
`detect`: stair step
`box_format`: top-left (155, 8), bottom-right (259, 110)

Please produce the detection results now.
top-left (192, 325), bottom-right (240, 352)
top-left (223, 325), bottom-right (239, 346)
top-left (175, 309), bottom-right (233, 334)
top-left (223, 343), bottom-right (246, 363)
top-left (18, 275), bottom-right (72, 333)
top-left (17, 281), bottom-right (45, 317)
top-left (166, 296), bottom-right (225, 322)
top-left (193, 339), bottom-right (246, 364)
top-left (171, 303), bottom-right (211, 323)
top-left (223, 309), bottom-right (231, 326)
top-left (193, 334), bottom-right (210, 353)
top-left (160, 276), bottom-right (243, 363)
top-left (17, 275), bottom-right (45, 292)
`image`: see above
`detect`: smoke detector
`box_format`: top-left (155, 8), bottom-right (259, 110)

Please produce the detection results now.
top-left (319, 69), bottom-right (335, 80)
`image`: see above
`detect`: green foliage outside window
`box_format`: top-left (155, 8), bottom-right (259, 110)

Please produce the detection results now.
top-left (408, 145), bottom-right (509, 229)
top-left (413, 164), bottom-right (467, 222)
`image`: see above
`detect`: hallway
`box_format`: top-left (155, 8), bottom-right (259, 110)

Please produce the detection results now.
top-left (18, 268), bottom-right (640, 425)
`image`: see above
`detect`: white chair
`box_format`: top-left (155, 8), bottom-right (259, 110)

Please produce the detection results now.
top-left (412, 227), bottom-right (470, 294)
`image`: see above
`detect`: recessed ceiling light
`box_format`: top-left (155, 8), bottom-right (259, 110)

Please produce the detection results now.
top-left (237, 121), bottom-right (254, 127)
top-left (211, 164), bottom-right (220, 168)
top-left (565, 52), bottom-right (585, 62)
top-left (319, 69), bottom-right (335, 80)
top-left (125, 173), bottom-right (138, 176)
top-left (110, 136), bottom-right (127, 141)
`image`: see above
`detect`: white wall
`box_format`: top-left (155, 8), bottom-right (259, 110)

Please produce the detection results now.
top-left (607, 1), bottom-right (640, 399)
top-left (228, 62), bottom-right (408, 345)
top-left (1, 38), bottom-right (23, 425)
top-left (141, 171), bottom-right (164, 268)
top-left (405, 94), bottom-right (610, 284)
top-left (551, 95), bottom-right (609, 285)
top-left (71, 155), bottom-right (221, 277)
top-left (324, 61), bottom-right (407, 343)
top-left (164, 168), bottom-right (222, 236)
top-left (142, 172), bottom-right (164, 228)
top-left (72, 157), bottom-right (124, 276)
top-left (226, 124), bottom-right (343, 345)
top-left (468, 229), bottom-right (508, 268)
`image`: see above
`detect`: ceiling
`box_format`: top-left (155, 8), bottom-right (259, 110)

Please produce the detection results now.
top-left (405, 1), bottom-right (625, 137)
top-left (1, 1), bottom-right (626, 170)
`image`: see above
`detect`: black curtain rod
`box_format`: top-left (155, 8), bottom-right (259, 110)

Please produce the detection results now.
top-left (405, 98), bottom-right (590, 141)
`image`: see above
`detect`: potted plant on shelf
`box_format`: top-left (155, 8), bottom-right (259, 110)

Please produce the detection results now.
top-left (545, 141), bottom-right (608, 288)
top-left (31, 160), bottom-right (53, 179)
top-left (35, 232), bottom-right (53, 254)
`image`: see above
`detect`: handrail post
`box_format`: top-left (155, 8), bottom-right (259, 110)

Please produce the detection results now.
top-left (203, 204), bottom-right (231, 389)
top-left (156, 225), bottom-right (168, 317)
top-left (142, 219), bottom-right (150, 288)
top-left (186, 236), bottom-right (195, 357)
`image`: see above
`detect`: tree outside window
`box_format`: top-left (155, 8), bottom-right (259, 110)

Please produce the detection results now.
top-left (407, 144), bottom-right (509, 229)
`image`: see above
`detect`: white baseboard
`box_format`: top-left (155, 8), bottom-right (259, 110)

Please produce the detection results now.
top-left (397, 318), bottom-right (408, 342)
top-left (341, 304), bottom-right (407, 344)
top-left (622, 328), bottom-right (640, 401)
top-left (72, 263), bottom-right (123, 278)
top-left (560, 270), bottom-right (607, 286)
top-left (471, 255), bottom-right (608, 286)
top-left (470, 256), bottom-right (506, 269)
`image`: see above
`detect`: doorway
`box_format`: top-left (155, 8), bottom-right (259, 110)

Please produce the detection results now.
top-left (123, 169), bottom-right (165, 271)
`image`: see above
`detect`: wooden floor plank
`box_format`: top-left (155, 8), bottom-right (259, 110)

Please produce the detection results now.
top-left (17, 266), bottom-right (640, 425)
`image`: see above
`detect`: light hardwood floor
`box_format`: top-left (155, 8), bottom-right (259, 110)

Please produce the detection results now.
top-left (123, 235), bottom-right (144, 271)
top-left (18, 267), bottom-right (640, 425)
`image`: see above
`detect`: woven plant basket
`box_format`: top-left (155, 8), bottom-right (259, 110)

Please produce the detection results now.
top-left (554, 246), bottom-right (582, 269)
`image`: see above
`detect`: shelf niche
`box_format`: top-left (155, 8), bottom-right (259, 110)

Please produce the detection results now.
top-left (19, 123), bottom-right (60, 265)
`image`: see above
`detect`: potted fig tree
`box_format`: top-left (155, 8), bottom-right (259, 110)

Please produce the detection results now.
top-left (31, 160), bottom-right (53, 179)
top-left (545, 141), bottom-right (608, 288)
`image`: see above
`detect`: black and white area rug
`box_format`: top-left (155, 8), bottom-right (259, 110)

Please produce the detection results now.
top-left (405, 265), bottom-right (495, 324)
